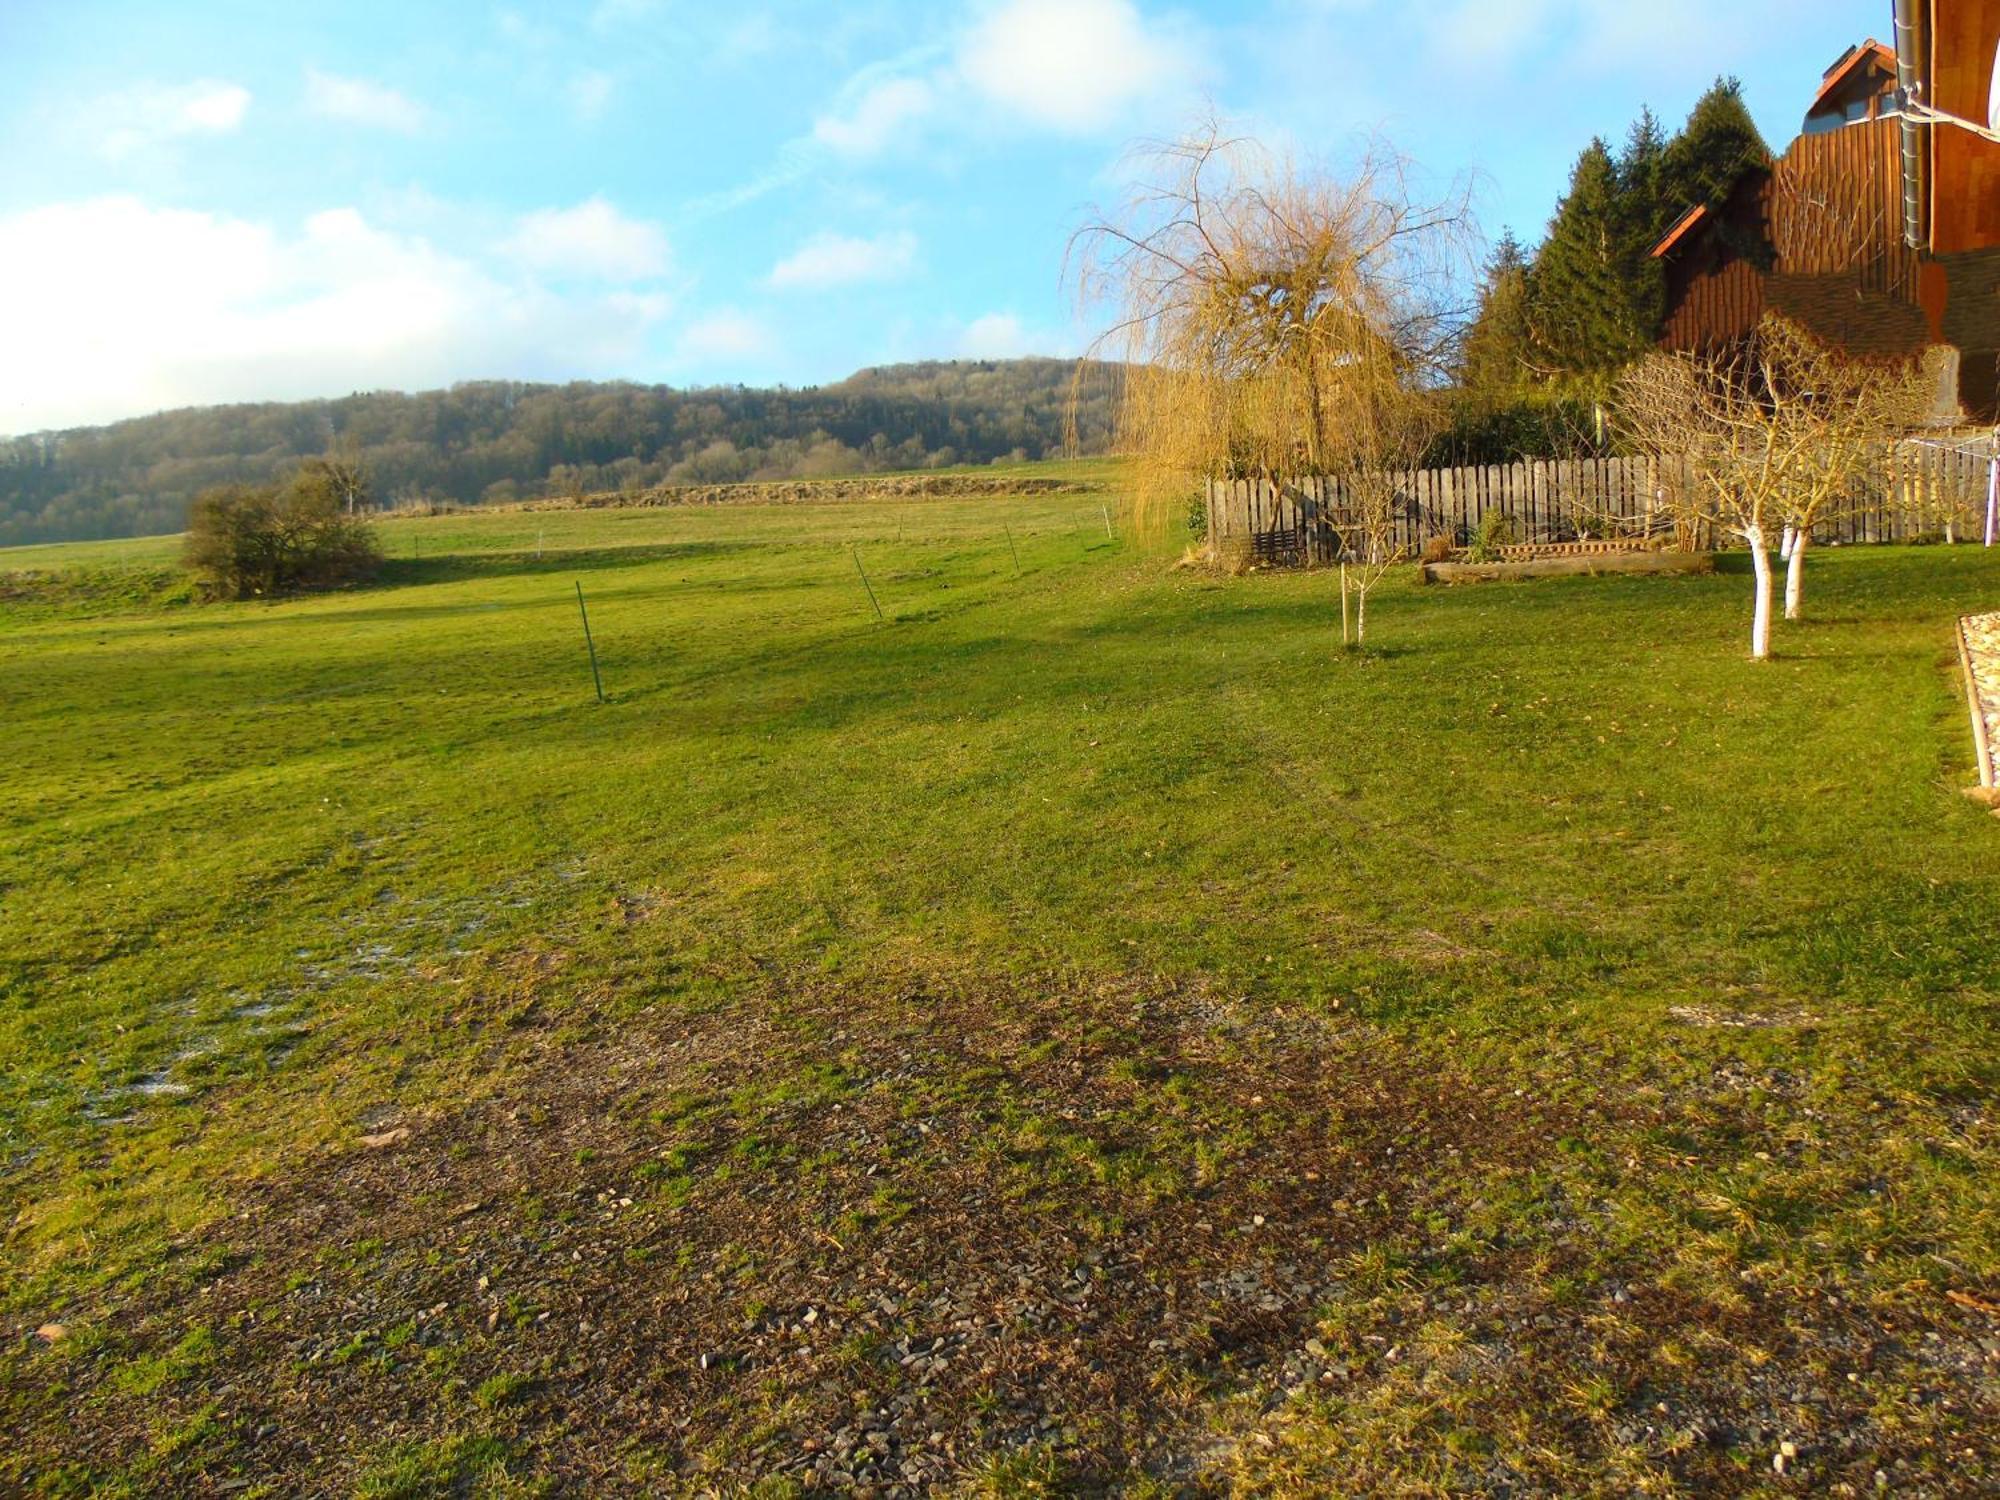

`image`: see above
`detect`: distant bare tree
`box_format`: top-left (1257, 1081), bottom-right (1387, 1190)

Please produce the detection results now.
top-left (1069, 120), bottom-right (1475, 643)
top-left (292, 454), bottom-right (373, 516)
top-left (1893, 434), bottom-right (1990, 546)
top-left (186, 471), bottom-right (382, 599)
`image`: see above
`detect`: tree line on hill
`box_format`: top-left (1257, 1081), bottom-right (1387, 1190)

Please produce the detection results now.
top-left (0, 360), bottom-right (1121, 547)
top-left (1, 87), bottom-right (1772, 549)
top-left (1439, 78), bottom-right (1773, 462)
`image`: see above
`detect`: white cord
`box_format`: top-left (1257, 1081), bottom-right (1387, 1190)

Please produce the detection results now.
top-left (1900, 97), bottom-right (2000, 147)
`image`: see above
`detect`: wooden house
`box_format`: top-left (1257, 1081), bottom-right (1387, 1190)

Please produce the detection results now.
top-left (1653, 5), bottom-right (2000, 419)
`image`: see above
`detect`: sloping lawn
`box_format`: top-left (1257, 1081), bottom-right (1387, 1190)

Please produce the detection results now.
top-left (2, 493), bottom-right (1996, 1495)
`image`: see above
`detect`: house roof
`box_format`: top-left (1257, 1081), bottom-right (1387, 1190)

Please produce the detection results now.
top-left (1810, 39), bottom-right (1897, 113)
top-left (1649, 203), bottom-right (1711, 260)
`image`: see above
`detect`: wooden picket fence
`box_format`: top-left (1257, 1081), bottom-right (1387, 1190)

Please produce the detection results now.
top-left (1206, 443), bottom-right (1997, 565)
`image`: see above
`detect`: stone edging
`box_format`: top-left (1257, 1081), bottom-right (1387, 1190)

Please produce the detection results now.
top-left (1959, 613), bottom-right (1999, 791)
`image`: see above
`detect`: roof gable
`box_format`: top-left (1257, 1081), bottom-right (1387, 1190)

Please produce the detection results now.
top-left (1810, 39), bottom-right (1897, 114)
top-left (1650, 204), bottom-right (1711, 260)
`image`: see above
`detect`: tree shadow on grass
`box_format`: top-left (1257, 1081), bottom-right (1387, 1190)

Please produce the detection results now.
top-left (370, 541), bottom-right (756, 590)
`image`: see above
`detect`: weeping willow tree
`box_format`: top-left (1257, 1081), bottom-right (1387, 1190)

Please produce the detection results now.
top-left (1068, 123), bottom-right (1475, 640)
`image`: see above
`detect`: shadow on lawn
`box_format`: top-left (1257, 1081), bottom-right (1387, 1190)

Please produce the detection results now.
top-left (370, 540), bottom-right (756, 589)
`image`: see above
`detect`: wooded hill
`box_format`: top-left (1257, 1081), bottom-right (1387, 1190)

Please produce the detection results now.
top-left (0, 359), bottom-right (1121, 547)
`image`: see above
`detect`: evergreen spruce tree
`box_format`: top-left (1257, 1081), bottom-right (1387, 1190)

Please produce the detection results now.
top-left (1529, 139), bottom-right (1649, 373)
top-left (1614, 107), bottom-right (1671, 346)
top-left (1659, 77), bottom-right (1774, 219)
top-left (1460, 231), bottom-right (1537, 392)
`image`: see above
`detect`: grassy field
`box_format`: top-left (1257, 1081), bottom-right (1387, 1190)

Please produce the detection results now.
top-left (2, 476), bottom-right (1997, 1496)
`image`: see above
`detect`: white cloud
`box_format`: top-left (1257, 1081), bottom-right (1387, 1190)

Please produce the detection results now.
top-left (97, 80), bottom-right (251, 160)
top-left (956, 0), bottom-right (1195, 134)
top-left (0, 198), bottom-right (668, 435)
top-left (591, 0), bottom-right (662, 28)
top-left (719, 14), bottom-right (784, 64)
top-left (813, 76), bottom-right (937, 156)
top-left (676, 310), bottom-right (775, 364)
top-left (768, 231), bottom-right (919, 291)
top-left (570, 70), bottom-right (616, 121)
top-left (1418, 0), bottom-right (1742, 85)
top-left (181, 86), bottom-right (252, 132)
top-left (304, 68), bottom-right (426, 133)
top-left (803, 0), bottom-right (1196, 164)
top-left (505, 197), bottom-right (670, 281)
top-left (958, 312), bottom-right (1039, 358)
top-left (497, 9), bottom-right (557, 50)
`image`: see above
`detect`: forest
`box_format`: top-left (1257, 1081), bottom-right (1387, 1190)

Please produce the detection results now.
top-left (0, 360), bottom-right (1120, 547)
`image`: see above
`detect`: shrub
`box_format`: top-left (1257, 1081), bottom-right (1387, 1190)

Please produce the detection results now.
top-left (184, 462), bottom-right (382, 599)
top-left (1465, 509), bottom-right (1518, 563)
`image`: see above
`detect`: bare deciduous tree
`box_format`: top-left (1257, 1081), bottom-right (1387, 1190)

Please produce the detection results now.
top-left (1765, 322), bottom-right (1938, 619)
top-left (1893, 433), bottom-right (1992, 546)
top-left (1069, 121), bottom-right (1474, 644)
top-left (1616, 315), bottom-right (1934, 655)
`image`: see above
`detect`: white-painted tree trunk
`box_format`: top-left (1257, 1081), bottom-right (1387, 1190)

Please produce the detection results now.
top-left (1779, 525), bottom-right (1796, 561)
top-left (1356, 584), bottom-right (1367, 646)
top-left (1746, 523), bottom-right (1773, 660)
top-left (1784, 530), bottom-right (1808, 620)
top-left (1945, 517), bottom-right (1958, 545)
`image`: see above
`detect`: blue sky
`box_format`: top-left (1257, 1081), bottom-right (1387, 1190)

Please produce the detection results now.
top-left (0, 0), bottom-right (1887, 434)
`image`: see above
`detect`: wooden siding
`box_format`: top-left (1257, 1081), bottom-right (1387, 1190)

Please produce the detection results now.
top-left (1939, 248), bottom-right (2000, 355)
top-left (1765, 272), bottom-right (1934, 354)
top-left (1658, 169), bottom-right (1776, 350)
top-left (1773, 121), bottom-right (1915, 290)
top-left (1658, 111), bottom-right (2000, 417)
top-left (1930, 0), bottom-right (2000, 253)
top-left (1661, 255), bottom-right (1766, 348)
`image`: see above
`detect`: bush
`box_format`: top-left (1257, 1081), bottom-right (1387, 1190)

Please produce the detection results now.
top-left (1428, 384), bottom-right (1609, 465)
top-left (1466, 509), bottom-right (1518, 563)
top-left (184, 461), bottom-right (382, 600)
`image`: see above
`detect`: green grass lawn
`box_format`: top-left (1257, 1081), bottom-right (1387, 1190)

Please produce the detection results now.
top-left (2, 480), bottom-right (1996, 1495)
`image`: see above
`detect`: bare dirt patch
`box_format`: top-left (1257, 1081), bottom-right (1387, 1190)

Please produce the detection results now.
top-left (6, 979), bottom-right (1996, 1495)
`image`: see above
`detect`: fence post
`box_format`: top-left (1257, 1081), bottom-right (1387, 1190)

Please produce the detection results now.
top-left (851, 544), bottom-right (884, 621)
top-left (1987, 455), bottom-right (1998, 548)
top-left (574, 581), bottom-right (605, 704)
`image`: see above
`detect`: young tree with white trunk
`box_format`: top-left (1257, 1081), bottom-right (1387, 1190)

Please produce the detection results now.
top-left (1765, 321), bottom-right (1937, 620)
top-left (1616, 316), bottom-right (1934, 654)
top-left (1894, 436), bottom-right (1992, 546)
top-left (1615, 329), bottom-right (1799, 660)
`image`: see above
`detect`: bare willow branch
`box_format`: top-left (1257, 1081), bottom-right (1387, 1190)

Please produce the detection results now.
top-left (1067, 118), bottom-right (1478, 576)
